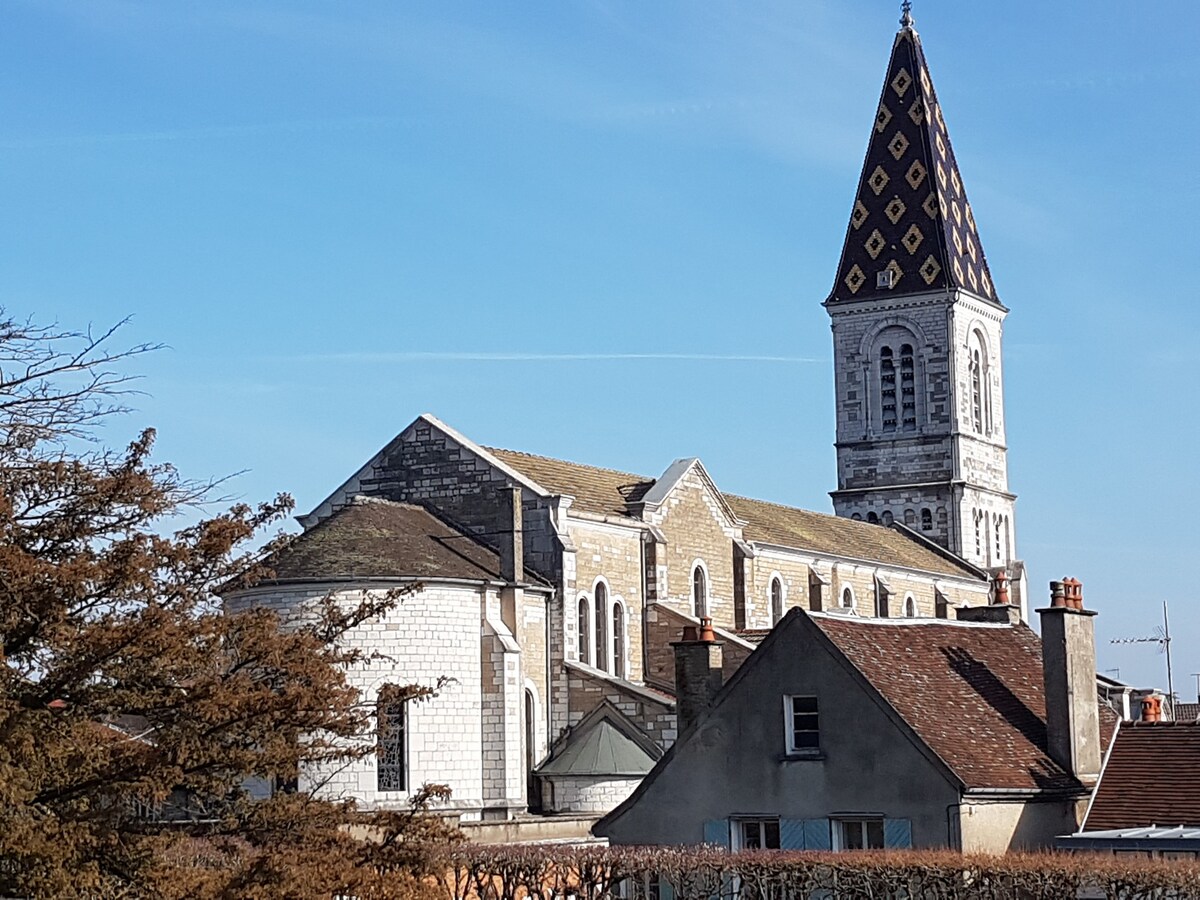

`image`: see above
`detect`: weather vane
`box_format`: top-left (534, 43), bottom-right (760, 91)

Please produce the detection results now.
top-left (900, 1), bottom-right (914, 28)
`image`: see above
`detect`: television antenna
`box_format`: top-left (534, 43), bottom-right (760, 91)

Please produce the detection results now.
top-left (1111, 601), bottom-right (1174, 717)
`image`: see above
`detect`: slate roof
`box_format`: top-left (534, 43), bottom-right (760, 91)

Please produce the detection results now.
top-left (811, 615), bottom-right (1117, 791)
top-left (539, 702), bottom-right (662, 777)
top-left (248, 496), bottom-right (512, 585)
top-left (828, 18), bottom-right (998, 305)
top-left (485, 448), bottom-right (980, 580)
top-left (1084, 723), bottom-right (1200, 830)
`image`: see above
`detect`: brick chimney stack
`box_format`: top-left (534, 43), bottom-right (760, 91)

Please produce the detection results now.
top-left (672, 617), bottom-right (723, 735)
top-left (1038, 578), bottom-right (1102, 784)
top-left (956, 570), bottom-right (1021, 624)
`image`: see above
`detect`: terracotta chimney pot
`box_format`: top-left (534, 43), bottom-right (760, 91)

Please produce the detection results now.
top-left (1050, 580), bottom-right (1067, 608)
top-left (680, 624), bottom-right (699, 642)
top-left (698, 616), bottom-right (716, 643)
top-left (992, 570), bottom-right (1010, 606)
top-left (1142, 695), bottom-right (1163, 723)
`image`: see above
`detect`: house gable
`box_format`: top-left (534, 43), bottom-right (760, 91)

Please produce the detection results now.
top-left (595, 609), bottom-right (961, 847)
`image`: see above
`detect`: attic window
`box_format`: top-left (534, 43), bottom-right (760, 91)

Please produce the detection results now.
top-left (785, 695), bottom-right (820, 753)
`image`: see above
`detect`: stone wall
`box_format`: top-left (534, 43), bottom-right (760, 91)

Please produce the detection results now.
top-left (542, 775), bottom-right (643, 814)
top-left (642, 467), bottom-right (741, 631)
top-left (227, 582), bottom-right (488, 815)
top-left (565, 662), bottom-right (676, 750)
top-left (567, 520), bottom-right (645, 682)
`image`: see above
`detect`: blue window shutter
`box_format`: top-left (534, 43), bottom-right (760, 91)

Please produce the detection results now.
top-left (883, 818), bottom-right (913, 849)
top-left (703, 819), bottom-right (729, 848)
top-left (779, 819), bottom-right (806, 850)
top-left (802, 818), bottom-right (831, 851)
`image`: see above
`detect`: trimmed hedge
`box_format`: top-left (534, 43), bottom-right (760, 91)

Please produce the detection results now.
top-left (432, 844), bottom-right (1200, 899)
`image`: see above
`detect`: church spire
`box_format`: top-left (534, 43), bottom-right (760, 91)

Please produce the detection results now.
top-left (827, 15), bottom-right (998, 305)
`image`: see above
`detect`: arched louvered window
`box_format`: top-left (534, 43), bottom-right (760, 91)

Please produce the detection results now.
top-left (867, 512), bottom-right (880, 525)
top-left (692, 564), bottom-right (708, 618)
top-left (612, 602), bottom-right (625, 678)
top-left (881, 510), bottom-right (894, 526)
top-left (577, 597), bottom-right (591, 665)
top-left (970, 347), bottom-right (983, 432)
top-left (594, 583), bottom-right (609, 673)
top-left (921, 508), bottom-right (933, 531)
top-left (880, 346), bottom-right (897, 431)
top-left (770, 577), bottom-right (784, 626)
top-left (900, 344), bottom-right (916, 430)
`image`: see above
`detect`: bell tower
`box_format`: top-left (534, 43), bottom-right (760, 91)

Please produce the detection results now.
top-left (825, 6), bottom-right (1022, 607)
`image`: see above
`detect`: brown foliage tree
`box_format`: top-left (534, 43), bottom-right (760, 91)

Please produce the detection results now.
top-left (0, 314), bottom-right (457, 899)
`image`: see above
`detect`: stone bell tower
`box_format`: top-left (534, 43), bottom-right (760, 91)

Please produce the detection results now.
top-left (824, 6), bottom-right (1023, 610)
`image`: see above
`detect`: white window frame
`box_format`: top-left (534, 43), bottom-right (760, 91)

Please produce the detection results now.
top-left (593, 578), bottom-right (610, 674)
top-left (610, 594), bottom-right (628, 678)
top-left (783, 694), bottom-right (820, 754)
top-left (576, 594), bottom-right (592, 666)
top-left (731, 817), bottom-right (781, 851)
top-left (832, 817), bottom-right (885, 851)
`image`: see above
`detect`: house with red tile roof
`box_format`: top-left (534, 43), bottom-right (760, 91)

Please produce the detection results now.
top-left (1055, 720), bottom-right (1200, 856)
top-left (596, 585), bottom-right (1114, 853)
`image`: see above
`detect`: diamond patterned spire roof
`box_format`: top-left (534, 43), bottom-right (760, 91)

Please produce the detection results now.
top-left (827, 21), bottom-right (999, 305)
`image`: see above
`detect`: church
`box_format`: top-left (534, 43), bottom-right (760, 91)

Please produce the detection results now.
top-left (224, 8), bottom-right (1026, 829)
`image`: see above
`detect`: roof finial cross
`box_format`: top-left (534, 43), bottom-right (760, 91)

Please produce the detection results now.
top-left (900, 0), bottom-right (914, 29)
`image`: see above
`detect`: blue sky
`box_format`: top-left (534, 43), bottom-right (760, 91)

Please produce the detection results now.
top-left (3, 1), bottom-right (1197, 693)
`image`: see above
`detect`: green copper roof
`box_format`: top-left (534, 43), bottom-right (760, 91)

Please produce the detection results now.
top-left (539, 715), bottom-right (658, 777)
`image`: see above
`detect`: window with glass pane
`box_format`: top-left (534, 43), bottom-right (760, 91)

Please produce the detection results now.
top-left (738, 819), bottom-right (781, 850)
top-left (595, 584), bottom-right (608, 673)
top-left (612, 602), bottom-right (624, 677)
top-left (787, 695), bottom-right (819, 752)
top-left (577, 597), bottom-right (591, 665)
top-left (377, 696), bottom-right (406, 792)
top-left (836, 818), bottom-right (884, 850)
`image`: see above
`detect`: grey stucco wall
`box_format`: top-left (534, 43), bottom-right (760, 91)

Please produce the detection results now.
top-left (597, 613), bottom-right (962, 848)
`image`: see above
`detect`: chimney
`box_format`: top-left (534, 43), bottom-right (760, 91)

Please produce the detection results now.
top-left (672, 617), bottom-right (723, 734)
top-left (1038, 578), bottom-right (1102, 784)
top-left (498, 486), bottom-right (524, 634)
top-left (1140, 694), bottom-right (1163, 723)
top-left (498, 485), bottom-right (523, 585)
top-left (956, 570), bottom-right (1021, 624)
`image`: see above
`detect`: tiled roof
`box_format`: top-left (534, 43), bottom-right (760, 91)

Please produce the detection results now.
top-left (811, 615), bottom-right (1116, 791)
top-left (247, 497), bottom-right (509, 585)
top-left (727, 494), bottom-right (979, 578)
top-left (1085, 723), bottom-right (1200, 830)
top-left (486, 447), bottom-right (982, 581)
top-left (484, 447), bottom-right (655, 518)
top-left (1175, 702), bottom-right (1200, 722)
top-left (828, 21), bottom-right (998, 305)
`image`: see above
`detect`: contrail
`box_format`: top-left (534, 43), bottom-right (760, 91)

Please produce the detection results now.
top-left (278, 351), bottom-right (825, 364)
top-left (0, 116), bottom-right (397, 150)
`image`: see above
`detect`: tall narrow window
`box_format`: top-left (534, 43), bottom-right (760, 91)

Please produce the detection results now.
top-left (612, 602), bottom-right (625, 678)
top-left (594, 583), bottom-right (609, 673)
top-left (867, 512), bottom-right (879, 525)
top-left (904, 595), bottom-right (917, 617)
top-left (770, 577), bottom-right (784, 625)
top-left (880, 346), bottom-right (897, 431)
top-left (921, 508), bottom-right (933, 532)
top-left (970, 347), bottom-right (983, 432)
top-left (577, 597), bottom-right (591, 666)
top-left (841, 586), bottom-right (854, 609)
top-left (900, 344), bottom-right (916, 430)
top-left (973, 510), bottom-right (983, 560)
top-left (377, 693), bottom-right (406, 792)
top-left (692, 565), bottom-right (708, 618)
top-left (993, 515), bottom-right (1003, 562)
